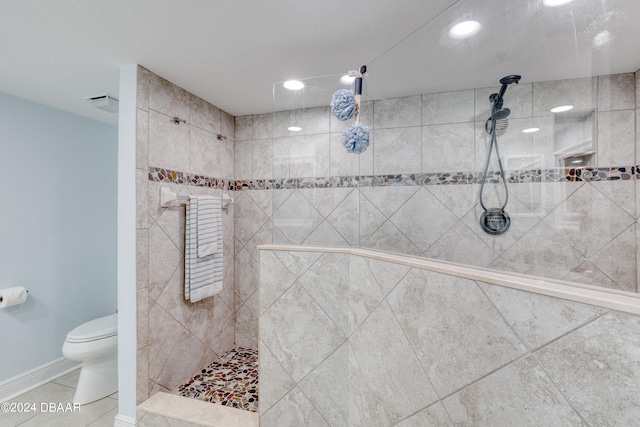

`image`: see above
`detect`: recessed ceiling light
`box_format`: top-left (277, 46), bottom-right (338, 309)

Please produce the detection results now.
top-left (550, 105), bottom-right (574, 113)
top-left (543, 0), bottom-right (575, 7)
top-left (288, 126), bottom-right (302, 132)
top-left (340, 75), bottom-right (355, 85)
top-left (448, 20), bottom-right (481, 39)
top-left (283, 80), bottom-right (305, 90)
top-left (522, 127), bottom-right (540, 133)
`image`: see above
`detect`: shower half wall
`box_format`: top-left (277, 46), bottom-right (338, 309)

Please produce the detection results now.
top-left (258, 245), bottom-right (640, 426)
top-left (230, 71), bottom-right (640, 348)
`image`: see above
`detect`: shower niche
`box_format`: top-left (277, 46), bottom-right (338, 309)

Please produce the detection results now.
top-left (552, 109), bottom-right (597, 167)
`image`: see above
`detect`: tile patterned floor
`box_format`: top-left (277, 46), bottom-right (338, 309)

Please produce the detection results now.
top-left (0, 369), bottom-right (118, 427)
top-left (178, 346), bottom-right (258, 412)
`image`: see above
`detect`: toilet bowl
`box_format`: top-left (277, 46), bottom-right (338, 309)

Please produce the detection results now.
top-left (62, 313), bottom-right (118, 404)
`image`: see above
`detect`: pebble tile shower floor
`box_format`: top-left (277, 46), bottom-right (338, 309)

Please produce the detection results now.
top-left (177, 346), bottom-right (258, 412)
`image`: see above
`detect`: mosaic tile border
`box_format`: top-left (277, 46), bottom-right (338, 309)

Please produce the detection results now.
top-left (149, 167), bottom-right (233, 190)
top-left (149, 166), bottom-right (637, 190)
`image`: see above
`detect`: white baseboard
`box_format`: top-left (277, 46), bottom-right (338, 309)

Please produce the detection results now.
top-left (114, 414), bottom-right (136, 427)
top-left (0, 357), bottom-right (81, 403)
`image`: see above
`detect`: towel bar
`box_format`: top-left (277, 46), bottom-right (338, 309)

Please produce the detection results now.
top-left (160, 187), bottom-right (234, 209)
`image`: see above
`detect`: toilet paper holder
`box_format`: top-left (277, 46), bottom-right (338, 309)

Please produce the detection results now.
top-left (0, 287), bottom-right (29, 308)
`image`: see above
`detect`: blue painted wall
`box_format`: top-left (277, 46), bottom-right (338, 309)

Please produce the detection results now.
top-left (0, 92), bottom-right (118, 382)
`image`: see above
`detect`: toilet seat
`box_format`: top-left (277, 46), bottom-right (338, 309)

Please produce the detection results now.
top-left (66, 313), bottom-right (117, 343)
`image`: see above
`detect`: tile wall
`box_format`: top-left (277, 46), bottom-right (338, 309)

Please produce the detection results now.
top-left (259, 247), bottom-right (640, 426)
top-left (135, 67), bottom-right (236, 402)
top-left (233, 72), bottom-right (639, 348)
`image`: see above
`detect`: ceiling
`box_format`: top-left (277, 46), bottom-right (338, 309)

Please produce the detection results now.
top-left (1, 0), bottom-right (639, 126)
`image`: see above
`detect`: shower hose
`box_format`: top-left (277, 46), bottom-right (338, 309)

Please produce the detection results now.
top-left (479, 116), bottom-right (509, 212)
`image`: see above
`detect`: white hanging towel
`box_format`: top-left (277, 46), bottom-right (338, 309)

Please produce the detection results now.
top-left (185, 195), bottom-right (223, 302)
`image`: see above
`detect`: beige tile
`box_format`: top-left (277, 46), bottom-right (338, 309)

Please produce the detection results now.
top-left (290, 106), bottom-right (330, 135)
top-left (252, 139), bottom-right (273, 180)
top-left (272, 191), bottom-right (323, 245)
top-left (396, 402), bottom-right (453, 426)
top-left (259, 250), bottom-right (296, 314)
top-left (564, 260), bottom-right (623, 290)
top-left (362, 220), bottom-right (422, 256)
top-left (359, 185), bottom-right (419, 218)
top-left (148, 73), bottom-right (191, 120)
top-left (272, 249), bottom-right (324, 278)
top-left (252, 113), bottom-right (272, 139)
top-left (136, 228), bottom-right (149, 290)
top-left (190, 127), bottom-right (221, 177)
top-left (589, 224), bottom-right (637, 292)
top-left (349, 302), bottom-right (438, 425)
top-left (221, 138), bottom-right (234, 179)
top-left (289, 134), bottom-right (330, 178)
top-left (597, 109), bottom-right (635, 166)
top-left (136, 169), bottom-right (150, 229)
top-left (298, 252), bottom-right (350, 335)
top-left (325, 189), bottom-right (359, 245)
top-left (148, 223), bottom-right (183, 298)
top-left (374, 95), bottom-right (421, 128)
top-left (235, 115), bottom-right (253, 141)
top-left (298, 343), bottom-right (349, 427)
top-left (544, 183), bottom-right (634, 258)
top-left (219, 110), bottom-right (233, 141)
top-left (260, 387), bottom-right (329, 427)
top-left (137, 288), bottom-right (150, 349)
top-left (422, 122), bottom-right (475, 172)
top-left (136, 108), bottom-right (149, 169)
top-left (148, 110), bottom-right (190, 172)
top-left (273, 136), bottom-right (290, 178)
top-left (348, 255), bottom-right (384, 334)
top-left (258, 340), bottom-right (296, 413)
top-left (137, 347), bottom-right (149, 404)
top-left (387, 269), bottom-right (526, 397)
top-left (365, 256), bottom-right (411, 296)
top-left (424, 89), bottom-right (475, 125)
top-left (260, 283), bottom-right (346, 381)
top-left (137, 66), bottom-right (151, 111)
top-left (533, 77), bottom-right (597, 117)
top-left (234, 303), bottom-right (258, 349)
top-left (499, 221), bottom-right (584, 280)
top-left (234, 140), bottom-right (252, 180)
top-left (389, 187), bottom-right (458, 252)
top-left (479, 281), bottom-right (607, 349)
top-left (330, 132), bottom-right (359, 176)
top-left (302, 220), bottom-right (350, 247)
top-left (536, 311), bottom-right (640, 427)
top-left (190, 95), bottom-right (221, 135)
top-left (598, 73), bottom-right (635, 111)
top-left (373, 127), bottom-right (421, 174)
top-left (234, 248), bottom-right (258, 303)
top-left (148, 303), bottom-right (190, 380)
top-left (443, 356), bottom-right (583, 426)
top-left (424, 220), bottom-right (498, 267)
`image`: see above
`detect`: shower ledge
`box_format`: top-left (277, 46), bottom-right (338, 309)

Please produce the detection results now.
top-left (258, 244), bottom-right (640, 316)
top-left (138, 392), bottom-right (258, 427)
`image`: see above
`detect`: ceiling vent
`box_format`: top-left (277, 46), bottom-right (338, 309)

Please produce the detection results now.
top-left (85, 93), bottom-right (119, 113)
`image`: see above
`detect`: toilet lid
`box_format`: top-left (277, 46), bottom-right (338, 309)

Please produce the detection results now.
top-left (66, 313), bottom-right (117, 343)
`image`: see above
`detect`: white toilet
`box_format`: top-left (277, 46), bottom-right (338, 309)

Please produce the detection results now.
top-left (62, 313), bottom-right (118, 404)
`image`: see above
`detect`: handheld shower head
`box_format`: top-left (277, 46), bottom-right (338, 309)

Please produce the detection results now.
top-left (499, 75), bottom-right (522, 85)
top-left (497, 75), bottom-right (521, 99)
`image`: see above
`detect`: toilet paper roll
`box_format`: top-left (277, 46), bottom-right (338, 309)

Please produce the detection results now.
top-left (0, 286), bottom-right (28, 308)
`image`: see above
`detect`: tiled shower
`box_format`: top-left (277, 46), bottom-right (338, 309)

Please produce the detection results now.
top-left (135, 63), bottom-right (640, 423)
